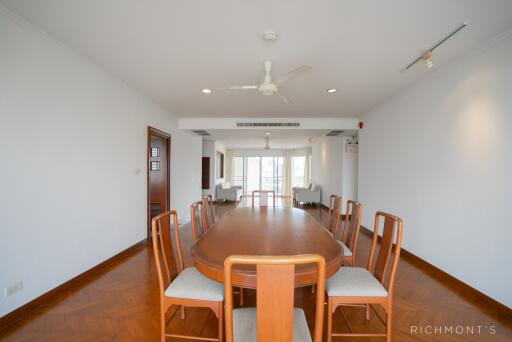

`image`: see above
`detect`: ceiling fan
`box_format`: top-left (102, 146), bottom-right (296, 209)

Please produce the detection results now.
top-left (214, 60), bottom-right (311, 104)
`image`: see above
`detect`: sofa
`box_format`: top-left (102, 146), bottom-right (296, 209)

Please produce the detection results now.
top-left (293, 183), bottom-right (321, 205)
top-left (216, 182), bottom-right (243, 202)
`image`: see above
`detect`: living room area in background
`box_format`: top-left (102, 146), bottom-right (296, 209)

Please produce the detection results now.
top-left (229, 149), bottom-right (311, 197)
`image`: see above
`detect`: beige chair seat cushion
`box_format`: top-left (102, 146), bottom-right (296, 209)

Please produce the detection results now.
top-left (165, 267), bottom-right (223, 301)
top-left (336, 240), bottom-right (353, 256)
top-left (326, 267), bottom-right (388, 297)
top-left (233, 307), bottom-right (311, 342)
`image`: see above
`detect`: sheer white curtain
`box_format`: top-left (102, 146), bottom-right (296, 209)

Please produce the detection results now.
top-left (304, 147), bottom-right (312, 186)
top-left (225, 150), bottom-right (233, 184)
top-left (282, 150), bottom-right (293, 197)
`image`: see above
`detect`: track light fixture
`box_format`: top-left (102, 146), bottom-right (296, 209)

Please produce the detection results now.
top-left (422, 51), bottom-right (433, 68)
top-left (404, 23), bottom-right (467, 71)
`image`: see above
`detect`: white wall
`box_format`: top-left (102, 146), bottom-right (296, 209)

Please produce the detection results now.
top-left (311, 137), bottom-right (344, 207)
top-left (0, 9), bottom-right (201, 316)
top-left (310, 136), bottom-right (358, 211)
top-left (341, 139), bottom-right (358, 203)
top-left (358, 31), bottom-right (512, 308)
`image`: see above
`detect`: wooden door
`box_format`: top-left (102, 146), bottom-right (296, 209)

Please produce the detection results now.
top-left (147, 127), bottom-right (170, 241)
top-left (202, 157), bottom-right (210, 190)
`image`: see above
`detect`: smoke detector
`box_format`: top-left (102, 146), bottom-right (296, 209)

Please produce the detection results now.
top-left (262, 31), bottom-right (278, 42)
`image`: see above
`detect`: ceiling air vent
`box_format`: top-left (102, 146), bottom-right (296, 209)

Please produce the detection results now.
top-left (325, 130), bottom-right (345, 136)
top-left (236, 122), bottom-right (300, 127)
top-left (192, 130), bottom-right (211, 136)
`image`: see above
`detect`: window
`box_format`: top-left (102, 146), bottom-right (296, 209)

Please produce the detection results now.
top-left (232, 157), bottom-right (244, 188)
top-left (261, 157), bottom-right (274, 191)
top-left (275, 157), bottom-right (284, 194)
top-left (150, 161), bottom-right (160, 171)
top-left (151, 147), bottom-right (160, 157)
top-left (292, 156), bottom-right (305, 187)
top-left (262, 157), bottom-right (284, 194)
top-left (231, 156), bottom-right (284, 196)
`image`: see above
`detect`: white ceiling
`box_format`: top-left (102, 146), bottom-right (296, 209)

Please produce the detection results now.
top-left (206, 129), bottom-right (357, 149)
top-left (3, 0), bottom-right (512, 118)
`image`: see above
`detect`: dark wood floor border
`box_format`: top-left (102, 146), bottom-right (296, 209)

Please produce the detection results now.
top-left (319, 200), bottom-right (510, 319)
top-left (359, 226), bottom-right (512, 321)
top-left (318, 202), bottom-right (353, 220)
top-left (0, 239), bottom-right (147, 332)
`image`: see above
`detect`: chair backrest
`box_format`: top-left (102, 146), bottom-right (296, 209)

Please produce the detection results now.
top-left (340, 200), bottom-right (362, 253)
top-left (326, 195), bottom-right (342, 237)
top-left (201, 195), bottom-right (216, 231)
top-left (367, 211), bottom-right (403, 297)
top-left (326, 194), bottom-right (336, 219)
top-left (251, 190), bottom-right (276, 209)
top-left (190, 201), bottom-right (204, 243)
top-left (151, 210), bottom-right (184, 297)
top-left (224, 254), bottom-right (325, 342)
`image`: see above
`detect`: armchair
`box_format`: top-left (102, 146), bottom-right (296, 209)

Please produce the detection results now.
top-left (216, 182), bottom-right (242, 202)
top-left (294, 183), bottom-right (321, 206)
top-left (292, 184), bottom-right (312, 205)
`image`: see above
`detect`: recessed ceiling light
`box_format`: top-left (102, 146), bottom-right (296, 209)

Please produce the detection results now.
top-left (326, 88), bottom-right (337, 93)
top-left (202, 88), bottom-right (212, 94)
top-left (265, 132), bottom-right (271, 135)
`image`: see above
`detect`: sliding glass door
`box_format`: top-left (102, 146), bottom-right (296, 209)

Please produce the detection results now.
top-left (232, 156), bottom-right (284, 196)
top-left (246, 157), bottom-right (261, 194)
top-left (275, 157), bottom-right (284, 194)
top-left (262, 157), bottom-right (284, 194)
top-left (261, 157), bottom-right (274, 191)
top-left (232, 156), bottom-right (244, 189)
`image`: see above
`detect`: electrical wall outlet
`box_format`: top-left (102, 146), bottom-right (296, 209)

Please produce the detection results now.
top-left (5, 281), bottom-right (23, 297)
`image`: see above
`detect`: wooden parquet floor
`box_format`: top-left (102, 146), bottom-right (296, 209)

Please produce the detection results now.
top-left (1, 201), bottom-right (510, 341)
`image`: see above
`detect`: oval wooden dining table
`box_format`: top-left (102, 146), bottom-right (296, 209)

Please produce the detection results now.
top-left (190, 206), bottom-right (343, 288)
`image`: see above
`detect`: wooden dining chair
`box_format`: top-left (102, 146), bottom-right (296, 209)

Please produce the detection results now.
top-left (326, 211), bottom-right (403, 342)
top-left (325, 195), bottom-right (342, 237)
top-left (326, 194), bottom-right (337, 220)
top-left (224, 254), bottom-right (326, 342)
top-left (152, 210), bottom-right (224, 342)
top-left (193, 200), bottom-right (246, 306)
top-left (311, 195), bottom-right (341, 295)
top-left (190, 201), bottom-right (205, 243)
top-left (337, 200), bottom-right (362, 266)
top-left (201, 195), bottom-right (216, 232)
top-left (251, 190), bottom-right (276, 209)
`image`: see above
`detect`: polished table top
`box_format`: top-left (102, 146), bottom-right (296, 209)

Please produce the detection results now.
top-left (190, 206), bottom-right (343, 288)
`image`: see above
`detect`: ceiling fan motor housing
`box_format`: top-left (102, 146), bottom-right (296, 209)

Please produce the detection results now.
top-left (213, 60), bottom-right (310, 102)
top-left (259, 83), bottom-right (277, 96)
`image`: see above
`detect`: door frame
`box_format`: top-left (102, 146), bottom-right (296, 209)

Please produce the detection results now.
top-left (147, 126), bottom-right (171, 242)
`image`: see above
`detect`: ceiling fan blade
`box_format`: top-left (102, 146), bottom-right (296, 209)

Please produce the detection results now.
top-left (216, 85), bottom-right (259, 90)
top-left (279, 93), bottom-right (292, 104)
top-left (275, 65), bottom-right (312, 85)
